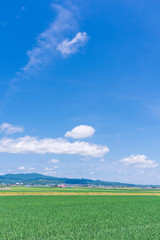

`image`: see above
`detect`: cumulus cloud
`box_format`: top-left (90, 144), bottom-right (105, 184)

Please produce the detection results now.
top-left (120, 154), bottom-right (158, 168)
top-left (0, 123), bottom-right (24, 135)
top-left (17, 166), bottom-right (25, 170)
top-left (65, 125), bottom-right (95, 139)
top-left (0, 136), bottom-right (109, 158)
top-left (47, 159), bottom-right (59, 164)
top-left (57, 32), bottom-right (88, 56)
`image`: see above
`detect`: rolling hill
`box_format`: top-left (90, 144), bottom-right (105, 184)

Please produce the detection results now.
top-left (0, 173), bottom-right (140, 187)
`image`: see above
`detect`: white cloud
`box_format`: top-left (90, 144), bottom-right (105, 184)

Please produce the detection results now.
top-left (0, 136), bottom-right (109, 158)
top-left (0, 123), bottom-right (24, 135)
top-left (22, 4), bottom-right (79, 74)
top-left (17, 166), bottom-right (25, 170)
top-left (57, 32), bottom-right (88, 56)
top-left (65, 125), bottom-right (95, 139)
top-left (47, 159), bottom-right (59, 164)
top-left (120, 154), bottom-right (158, 168)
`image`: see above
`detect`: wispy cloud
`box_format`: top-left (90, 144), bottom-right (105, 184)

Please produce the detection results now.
top-left (0, 123), bottom-right (24, 135)
top-left (22, 4), bottom-right (83, 74)
top-left (0, 135), bottom-right (109, 158)
top-left (65, 125), bottom-right (95, 139)
top-left (120, 154), bottom-right (158, 168)
top-left (1, 3), bottom-right (89, 109)
top-left (47, 159), bottom-right (59, 164)
top-left (57, 32), bottom-right (88, 56)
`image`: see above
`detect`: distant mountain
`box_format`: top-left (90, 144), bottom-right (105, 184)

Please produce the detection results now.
top-left (0, 173), bottom-right (140, 187)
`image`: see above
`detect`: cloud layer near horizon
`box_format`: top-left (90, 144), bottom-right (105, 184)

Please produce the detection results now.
top-left (0, 136), bottom-right (109, 158)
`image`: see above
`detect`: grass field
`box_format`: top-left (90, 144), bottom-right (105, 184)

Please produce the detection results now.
top-left (0, 195), bottom-right (160, 239)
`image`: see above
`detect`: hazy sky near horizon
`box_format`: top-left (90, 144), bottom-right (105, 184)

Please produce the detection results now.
top-left (0, 0), bottom-right (160, 184)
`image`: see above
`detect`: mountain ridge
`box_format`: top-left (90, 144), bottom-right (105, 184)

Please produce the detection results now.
top-left (0, 173), bottom-right (147, 187)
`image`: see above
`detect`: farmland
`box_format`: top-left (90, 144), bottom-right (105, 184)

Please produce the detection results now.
top-left (1, 186), bottom-right (160, 195)
top-left (0, 195), bottom-right (160, 239)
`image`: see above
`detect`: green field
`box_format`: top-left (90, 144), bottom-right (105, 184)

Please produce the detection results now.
top-left (0, 195), bottom-right (160, 239)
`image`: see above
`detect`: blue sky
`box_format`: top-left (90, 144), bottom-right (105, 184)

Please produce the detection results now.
top-left (0, 0), bottom-right (160, 184)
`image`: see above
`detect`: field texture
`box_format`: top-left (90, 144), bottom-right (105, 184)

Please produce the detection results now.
top-left (0, 196), bottom-right (160, 239)
top-left (1, 187), bottom-right (160, 195)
